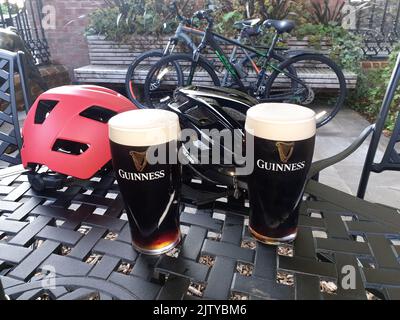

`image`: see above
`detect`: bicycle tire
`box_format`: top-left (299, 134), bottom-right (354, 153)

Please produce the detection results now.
top-left (143, 53), bottom-right (221, 108)
top-left (125, 50), bottom-right (164, 108)
top-left (265, 53), bottom-right (347, 127)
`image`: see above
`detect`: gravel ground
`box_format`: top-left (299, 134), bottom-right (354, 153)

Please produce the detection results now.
top-left (187, 282), bottom-right (205, 297)
top-left (277, 272), bottom-right (294, 286)
top-left (236, 262), bottom-right (253, 277)
top-left (241, 240), bottom-right (256, 250)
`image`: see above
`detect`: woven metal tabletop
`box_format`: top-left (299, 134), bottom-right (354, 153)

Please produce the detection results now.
top-left (0, 167), bottom-right (400, 300)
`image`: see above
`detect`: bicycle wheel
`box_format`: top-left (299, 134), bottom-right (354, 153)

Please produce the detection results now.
top-left (125, 50), bottom-right (164, 108)
top-left (265, 54), bottom-right (347, 127)
top-left (143, 53), bottom-right (221, 109)
top-left (234, 51), bottom-right (297, 98)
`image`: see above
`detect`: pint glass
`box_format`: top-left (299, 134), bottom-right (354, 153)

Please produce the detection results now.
top-left (246, 103), bottom-right (316, 244)
top-left (109, 109), bottom-right (181, 255)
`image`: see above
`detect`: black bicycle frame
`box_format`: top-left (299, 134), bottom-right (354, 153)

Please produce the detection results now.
top-left (187, 28), bottom-right (309, 101)
top-left (164, 23), bottom-right (254, 86)
top-left (162, 16), bottom-right (309, 102)
top-left (164, 23), bottom-right (204, 55)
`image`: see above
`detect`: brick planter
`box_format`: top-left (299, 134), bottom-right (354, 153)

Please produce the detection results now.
top-left (84, 35), bottom-right (333, 66)
top-left (362, 60), bottom-right (389, 70)
top-left (74, 35), bottom-right (357, 89)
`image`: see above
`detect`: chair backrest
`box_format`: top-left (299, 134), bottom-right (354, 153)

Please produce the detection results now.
top-left (0, 277), bottom-right (6, 300)
top-left (0, 49), bottom-right (30, 166)
top-left (357, 52), bottom-right (400, 198)
top-left (16, 51), bottom-right (33, 113)
top-left (375, 110), bottom-right (400, 172)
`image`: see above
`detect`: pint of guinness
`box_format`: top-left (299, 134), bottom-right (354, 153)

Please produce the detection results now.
top-left (109, 109), bottom-right (181, 255)
top-left (246, 103), bottom-right (316, 244)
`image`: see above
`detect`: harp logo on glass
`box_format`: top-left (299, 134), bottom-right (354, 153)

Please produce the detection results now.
top-left (130, 150), bottom-right (148, 172)
top-left (276, 142), bottom-right (295, 163)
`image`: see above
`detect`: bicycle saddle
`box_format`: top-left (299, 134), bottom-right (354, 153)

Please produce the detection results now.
top-left (263, 19), bottom-right (295, 34)
top-left (234, 18), bottom-right (261, 30)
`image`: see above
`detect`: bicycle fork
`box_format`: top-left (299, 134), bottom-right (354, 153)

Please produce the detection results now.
top-left (150, 38), bottom-right (178, 91)
top-left (187, 48), bottom-right (201, 86)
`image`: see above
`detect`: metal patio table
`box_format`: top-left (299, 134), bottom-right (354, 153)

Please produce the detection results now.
top-left (0, 166), bottom-right (400, 300)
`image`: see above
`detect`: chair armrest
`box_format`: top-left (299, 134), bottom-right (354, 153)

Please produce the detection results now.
top-left (308, 124), bottom-right (375, 179)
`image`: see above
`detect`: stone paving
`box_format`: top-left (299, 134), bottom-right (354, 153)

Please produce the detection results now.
top-left (314, 107), bottom-right (400, 209)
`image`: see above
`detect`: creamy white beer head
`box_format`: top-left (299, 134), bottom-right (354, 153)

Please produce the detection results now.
top-left (245, 103), bottom-right (316, 141)
top-left (109, 109), bottom-right (180, 146)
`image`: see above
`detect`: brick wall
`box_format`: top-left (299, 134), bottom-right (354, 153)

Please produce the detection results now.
top-left (41, 1), bottom-right (208, 80)
top-left (361, 60), bottom-right (389, 70)
top-left (42, 0), bottom-right (103, 79)
top-left (15, 64), bottom-right (70, 110)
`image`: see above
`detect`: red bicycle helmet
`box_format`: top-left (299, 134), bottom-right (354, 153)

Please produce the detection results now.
top-left (22, 85), bottom-right (137, 190)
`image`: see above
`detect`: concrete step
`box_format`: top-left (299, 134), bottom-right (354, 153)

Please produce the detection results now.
top-left (74, 64), bottom-right (357, 89)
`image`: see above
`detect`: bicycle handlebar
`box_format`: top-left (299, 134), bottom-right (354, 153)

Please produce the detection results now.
top-left (170, 1), bottom-right (214, 29)
top-left (170, 1), bottom-right (192, 25)
top-left (193, 9), bottom-right (214, 24)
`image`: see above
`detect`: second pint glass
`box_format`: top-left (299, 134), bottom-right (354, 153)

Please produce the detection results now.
top-left (246, 103), bottom-right (316, 245)
top-left (109, 109), bottom-right (181, 255)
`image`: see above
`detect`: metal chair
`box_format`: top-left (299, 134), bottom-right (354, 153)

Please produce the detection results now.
top-left (0, 277), bottom-right (6, 300)
top-left (16, 50), bottom-right (33, 113)
top-left (0, 49), bottom-right (31, 166)
top-left (309, 52), bottom-right (400, 199)
top-left (357, 53), bottom-right (400, 198)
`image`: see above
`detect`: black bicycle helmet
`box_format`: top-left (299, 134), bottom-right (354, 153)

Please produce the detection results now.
top-left (165, 85), bottom-right (258, 190)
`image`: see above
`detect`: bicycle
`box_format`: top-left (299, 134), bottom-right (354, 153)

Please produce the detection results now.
top-left (125, 2), bottom-right (292, 108)
top-left (143, 9), bottom-right (347, 127)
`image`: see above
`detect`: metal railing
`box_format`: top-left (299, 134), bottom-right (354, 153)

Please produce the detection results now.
top-left (0, 0), bottom-right (50, 65)
top-left (348, 0), bottom-right (400, 58)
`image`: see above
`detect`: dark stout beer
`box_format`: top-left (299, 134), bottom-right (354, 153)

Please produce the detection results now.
top-left (246, 104), bottom-right (316, 244)
top-left (109, 110), bottom-right (181, 255)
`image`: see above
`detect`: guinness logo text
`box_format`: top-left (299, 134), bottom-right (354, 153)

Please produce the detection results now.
top-left (118, 169), bottom-right (165, 181)
top-left (257, 159), bottom-right (306, 172)
top-left (276, 142), bottom-right (294, 163)
top-left (130, 151), bottom-right (148, 172)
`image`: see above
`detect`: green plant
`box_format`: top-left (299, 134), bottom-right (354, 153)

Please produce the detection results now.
top-left (1, 2), bottom-right (20, 15)
top-left (105, 0), bottom-right (142, 29)
top-left (86, 0), bottom-right (200, 41)
top-left (253, 0), bottom-right (310, 22)
top-left (214, 10), bottom-right (244, 37)
top-left (86, 7), bottom-right (132, 42)
top-left (258, 0), bottom-right (292, 20)
top-left (348, 47), bottom-right (400, 131)
top-left (87, 0), bottom-right (309, 41)
top-left (294, 23), bottom-right (364, 73)
top-left (310, 0), bottom-right (348, 26)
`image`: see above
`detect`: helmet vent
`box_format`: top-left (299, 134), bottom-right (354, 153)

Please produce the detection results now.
top-left (79, 106), bottom-right (117, 123)
top-left (52, 139), bottom-right (89, 156)
top-left (35, 100), bottom-right (59, 124)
